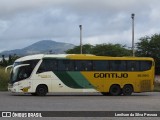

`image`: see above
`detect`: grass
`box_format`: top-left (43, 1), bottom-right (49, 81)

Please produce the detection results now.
top-left (0, 67), bottom-right (9, 91)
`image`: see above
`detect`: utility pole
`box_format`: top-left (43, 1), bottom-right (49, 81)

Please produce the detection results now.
top-left (79, 25), bottom-right (82, 54)
top-left (131, 13), bottom-right (135, 57)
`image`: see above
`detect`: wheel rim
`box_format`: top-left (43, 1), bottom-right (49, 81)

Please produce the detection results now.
top-left (123, 85), bottom-right (133, 95)
top-left (39, 88), bottom-right (45, 93)
top-left (125, 88), bottom-right (130, 93)
top-left (36, 86), bottom-right (47, 96)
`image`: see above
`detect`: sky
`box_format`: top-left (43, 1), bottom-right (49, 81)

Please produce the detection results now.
top-left (0, 0), bottom-right (160, 52)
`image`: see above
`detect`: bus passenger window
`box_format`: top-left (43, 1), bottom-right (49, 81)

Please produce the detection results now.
top-left (127, 61), bottom-right (140, 71)
top-left (110, 60), bottom-right (127, 71)
top-left (93, 61), bottom-right (109, 71)
top-left (75, 60), bottom-right (92, 71)
top-left (140, 61), bottom-right (152, 71)
top-left (75, 61), bottom-right (83, 71)
top-left (37, 59), bottom-right (57, 73)
top-left (86, 61), bottom-right (92, 71)
top-left (58, 60), bottom-right (66, 71)
top-left (58, 60), bottom-right (74, 71)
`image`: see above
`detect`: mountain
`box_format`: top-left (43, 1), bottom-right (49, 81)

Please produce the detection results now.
top-left (0, 40), bottom-right (75, 56)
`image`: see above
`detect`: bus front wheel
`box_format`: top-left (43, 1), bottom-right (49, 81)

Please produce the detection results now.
top-left (109, 85), bottom-right (121, 96)
top-left (36, 85), bottom-right (48, 96)
top-left (122, 85), bottom-right (133, 96)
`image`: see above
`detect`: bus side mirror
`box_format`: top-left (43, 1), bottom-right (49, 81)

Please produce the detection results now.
top-left (5, 65), bottom-right (13, 73)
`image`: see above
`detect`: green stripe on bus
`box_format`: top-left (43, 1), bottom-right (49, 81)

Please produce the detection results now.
top-left (66, 72), bottom-right (93, 88)
top-left (54, 72), bottom-right (94, 89)
top-left (54, 71), bottom-right (83, 88)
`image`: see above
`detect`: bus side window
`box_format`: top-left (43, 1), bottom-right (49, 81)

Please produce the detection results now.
top-left (58, 60), bottom-right (66, 71)
top-left (86, 61), bottom-right (93, 71)
top-left (93, 61), bottom-right (109, 71)
top-left (110, 60), bottom-right (126, 71)
top-left (37, 59), bottom-right (57, 73)
top-left (140, 61), bottom-right (152, 71)
top-left (75, 61), bottom-right (81, 71)
top-left (58, 60), bottom-right (74, 71)
top-left (70, 60), bottom-right (75, 71)
top-left (47, 60), bottom-right (57, 71)
top-left (37, 61), bottom-right (46, 73)
top-left (75, 60), bottom-right (92, 71)
top-left (66, 60), bottom-right (74, 71)
top-left (127, 61), bottom-right (140, 71)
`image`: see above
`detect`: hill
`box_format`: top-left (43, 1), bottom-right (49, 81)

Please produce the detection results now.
top-left (0, 40), bottom-right (75, 56)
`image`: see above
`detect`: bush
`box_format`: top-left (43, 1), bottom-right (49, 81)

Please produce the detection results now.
top-left (0, 67), bottom-right (9, 91)
top-left (154, 82), bottom-right (160, 92)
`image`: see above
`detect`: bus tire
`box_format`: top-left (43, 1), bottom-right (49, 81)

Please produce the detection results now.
top-left (36, 85), bottom-right (48, 96)
top-left (109, 85), bottom-right (121, 96)
top-left (122, 85), bottom-right (133, 96)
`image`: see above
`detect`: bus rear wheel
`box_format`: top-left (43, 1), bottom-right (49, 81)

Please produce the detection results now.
top-left (109, 85), bottom-right (121, 96)
top-left (36, 85), bottom-right (48, 96)
top-left (122, 85), bottom-right (133, 96)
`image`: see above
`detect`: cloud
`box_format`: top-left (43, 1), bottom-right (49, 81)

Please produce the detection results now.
top-left (0, 0), bottom-right (160, 52)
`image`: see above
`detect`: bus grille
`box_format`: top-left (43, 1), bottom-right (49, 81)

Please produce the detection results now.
top-left (140, 80), bottom-right (151, 92)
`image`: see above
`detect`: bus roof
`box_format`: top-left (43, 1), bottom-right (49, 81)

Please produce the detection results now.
top-left (66, 54), bottom-right (154, 61)
top-left (15, 54), bottom-right (73, 62)
top-left (15, 54), bottom-right (154, 62)
top-left (15, 54), bottom-right (44, 62)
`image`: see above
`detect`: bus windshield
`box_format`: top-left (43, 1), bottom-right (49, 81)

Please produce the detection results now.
top-left (10, 60), bottom-right (39, 84)
top-left (10, 65), bottom-right (30, 83)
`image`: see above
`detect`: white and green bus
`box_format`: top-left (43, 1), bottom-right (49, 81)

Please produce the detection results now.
top-left (6, 54), bottom-right (155, 96)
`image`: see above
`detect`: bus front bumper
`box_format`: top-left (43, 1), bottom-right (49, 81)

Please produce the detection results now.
top-left (8, 83), bottom-right (19, 93)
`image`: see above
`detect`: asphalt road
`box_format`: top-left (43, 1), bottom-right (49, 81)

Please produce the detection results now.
top-left (0, 92), bottom-right (160, 120)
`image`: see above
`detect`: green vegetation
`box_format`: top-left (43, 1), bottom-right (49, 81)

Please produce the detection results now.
top-left (0, 54), bottom-right (18, 91)
top-left (0, 54), bottom-right (19, 67)
top-left (0, 67), bottom-right (9, 91)
top-left (136, 34), bottom-right (160, 74)
top-left (92, 44), bottom-right (131, 56)
top-left (154, 82), bottom-right (160, 92)
top-left (65, 44), bottom-right (94, 54)
top-left (0, 54), bottom-right (19, 91)
top-left (66, 43), bottom-right (131, 56)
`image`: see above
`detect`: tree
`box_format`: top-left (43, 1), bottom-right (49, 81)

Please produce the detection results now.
top-left (1, 55), bottom-right (7, 66)
top-left (65, 44), bottom-right (93, 54)
top-left (8, 55), bottom-right (13, 65)
top-left (136, 34), bottom-right (160, 74)
top-left (66, 43), bottom-right (131, 57)
top-left (0, 54), bottom-right (20, 67)
top-left (91, 43), bottom-right (131, 56)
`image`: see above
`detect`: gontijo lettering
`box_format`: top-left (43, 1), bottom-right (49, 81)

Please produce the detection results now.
top-left (94, 73), bottom-right (128, 78)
